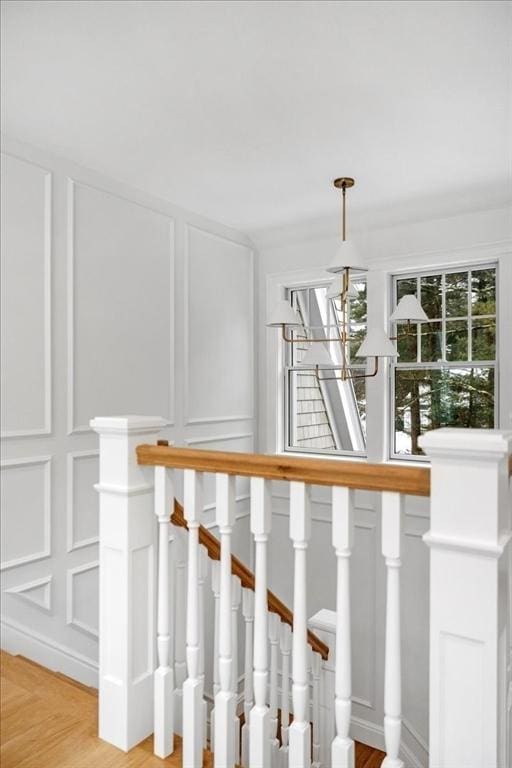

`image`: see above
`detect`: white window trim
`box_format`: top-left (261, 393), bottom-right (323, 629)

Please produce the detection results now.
top-left (264, 242), bottom-right (512, 464)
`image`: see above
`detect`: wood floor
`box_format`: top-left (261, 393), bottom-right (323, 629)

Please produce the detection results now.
top-left (0, 652), bottom-right (385, 767)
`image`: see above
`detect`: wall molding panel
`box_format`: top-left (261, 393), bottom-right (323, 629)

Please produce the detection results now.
top-left (0, 456), bottom-right (52, 570)
top-left (0, 153), bottom-right (52, 438)
top-left (66, 450), bottom-right (100, 552)
top-left (66, 561), bottom-right (99, 638)
top-left (5, 575), bottom-right (53, 612)
top-left (184, 431), bottom-right (254, 446)
top-left (183, 223), bottom-right (255, 426)
top-left (66, 178), bottom-right (175, 434)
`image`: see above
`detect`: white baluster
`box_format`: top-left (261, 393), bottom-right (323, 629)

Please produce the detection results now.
top-left (232, 575), bottom-right (242, 764)
top-left (289, 481), bottom-right (312, 768)
top-left (153, 466), bottom-right (175, 758)
top-left (279, 622), bottom-right (292, 767)
top-left (268, 612), bottom-right (280, 766)
top-left (331, 485), bottom-right (355, 768)
top-left (173, 525), bottom-right (187, 737)
top-left (210, 559), bottom-right (221, 751)
top-left (311, 651), bottom-right (321, 768)
top-left (381, 491), bottom-right (404, 768)
top-left (183, 469), bottom-right (205, 768)
top-left (199, 544), bottom-right (209, 749)
top-left (250, 477), bottom-right (272, 768)
top-left (241, 588), bottom-right (254, 768)
top-left (214, 473), bottom-right (237, 768)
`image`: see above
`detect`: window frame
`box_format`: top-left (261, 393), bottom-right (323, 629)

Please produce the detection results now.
top-left (388, 261), bottom-right (499, 462)
top-left (283, 279), bottom-right (368, 458)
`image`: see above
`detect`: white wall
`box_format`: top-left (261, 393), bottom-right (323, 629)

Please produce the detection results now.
top-left (256, 208), bottom-right (512, 764)
top-left (0, 136), bottom-right (255, 685)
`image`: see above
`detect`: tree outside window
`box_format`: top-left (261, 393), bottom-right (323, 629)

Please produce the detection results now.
top-left (392, 266), bottom-right (497, 457)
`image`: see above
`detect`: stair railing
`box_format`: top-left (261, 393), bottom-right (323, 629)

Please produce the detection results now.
top-left (91, 416), bottom-right (512, 768)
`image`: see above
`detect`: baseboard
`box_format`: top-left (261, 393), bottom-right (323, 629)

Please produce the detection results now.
top-left (1, 615), bottom-right (98, 688)
top-left (350, 714), bottom-right (426, 768)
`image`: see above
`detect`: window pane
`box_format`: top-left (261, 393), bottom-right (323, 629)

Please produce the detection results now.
top-left (394, 367), bottom-right (495, 455)
top-left (349, 323), bottom-right (367, 362)
top-left (289, 369), bottom-right (337, 450)
top-left (445, 271), bottom-right (468, 317)
top-left (420, 274), bottom-right (442, 319)
top-left (420, 321), bottom-right (442, 362)
top-left (287, 368), bottom-right (366, 453)
top-left (446, 320), bottom-right (468, 361)
top-left (397, 278), bottom-right (417, 301)
top-left (349, 280), bottom-right (367, 324)
top-left (472, 316), bottom-right (496, 361)
top-left (290, 326), bottom-right (309, 365)
top-left (397, 325), bottom-right (417, 362)
top-left (352, 375), bottom-right (367, 436)
top-left (471, 268), bottom-right (496, 316)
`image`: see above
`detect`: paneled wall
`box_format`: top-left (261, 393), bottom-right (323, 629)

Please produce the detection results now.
top-left (0, 137), bottom-right (255, 685)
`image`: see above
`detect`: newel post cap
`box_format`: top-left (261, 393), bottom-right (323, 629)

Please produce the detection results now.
top-left (90, 415), bottom-right (168, 435)
top-left (419, 428), bottom-right (512, 462)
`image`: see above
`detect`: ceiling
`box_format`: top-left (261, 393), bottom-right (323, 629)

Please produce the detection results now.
top-left (2, 0), bottom-right (511, 236)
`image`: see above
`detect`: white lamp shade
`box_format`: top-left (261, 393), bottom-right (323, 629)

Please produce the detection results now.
top-left (356, 327), bottom-right (397, 358)
top-left (266, 300), bottom-right (302, 327)
top-left (326, 276), bottom-right (358, 300)
top-left (390, 294), bottom-right (428, 323)
top-left (298, 343), bottom-right (335, 368)
top-left (326, 240), bottom-right (368, 273)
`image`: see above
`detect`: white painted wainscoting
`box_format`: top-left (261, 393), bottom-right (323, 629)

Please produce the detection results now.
top-left (0, 136), bottom-right (255, 686)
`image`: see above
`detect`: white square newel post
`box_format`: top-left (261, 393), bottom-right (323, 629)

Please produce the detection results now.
top-left (91, 415), bottom-right (167, 752)
top-left (419, 428), bottom-right (512, 768)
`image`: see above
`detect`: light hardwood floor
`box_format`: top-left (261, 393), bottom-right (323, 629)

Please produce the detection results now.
top-left (0, 651), bottom-right (385, 767)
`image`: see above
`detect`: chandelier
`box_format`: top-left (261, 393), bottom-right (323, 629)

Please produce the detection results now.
top-left (266, 177), bottom-right (429, 381)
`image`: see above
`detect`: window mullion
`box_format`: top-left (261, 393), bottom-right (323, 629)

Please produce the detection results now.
top-left (468, 268), bottom-right (472, 362)
top-left (416, 276), bottom-right (421, 363)
top-left (441, 272), bottom-right (446, 362)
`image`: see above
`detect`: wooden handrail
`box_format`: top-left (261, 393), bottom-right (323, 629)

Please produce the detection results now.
top-left (171, 499), bottom-right (329, 660)
top-left (138, 444), bottom-right (431, 497)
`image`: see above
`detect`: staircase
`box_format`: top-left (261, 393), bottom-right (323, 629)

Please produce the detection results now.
top-left (90, 416), bottom-right (512, 768)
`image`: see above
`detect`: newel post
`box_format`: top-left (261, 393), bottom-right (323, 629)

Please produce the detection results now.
top-left (91, 415), bottom-right (167, 752)
top-left (420, 428), bottom-right (512, 768)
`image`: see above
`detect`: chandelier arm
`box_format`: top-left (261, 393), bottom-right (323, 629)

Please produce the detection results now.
top-left (314, 356), bottom-right (379, 381)
top-left (281, 326), bottom-right (345, 344)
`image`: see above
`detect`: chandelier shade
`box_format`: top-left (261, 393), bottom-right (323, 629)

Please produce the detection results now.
top-left (298, 343), bottom-right (334, 368)
top-left (326, 275), bottom-right (358, 299)
top-left (266, 300), bottom-right (302, 327)
top-left (326, 240), bottom-right (367, 273)
top-left (356, 328), bottom-right (397, 358)
top-left (390, 294), bottom-right (428, 323)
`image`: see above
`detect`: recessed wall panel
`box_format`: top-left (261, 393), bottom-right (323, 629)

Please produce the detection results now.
top-left (69, 182), bottom-right (173, 431)
top-left (68, 451), bottom-right (99, 551)
top-left (0, 154), bottom-right (51, 436)
top-left (185, 226), bottom-right (253, 424)
top-left (0, 458), bottom-right (51, 569)
top-left (67, 562), bottom-right (99, 637)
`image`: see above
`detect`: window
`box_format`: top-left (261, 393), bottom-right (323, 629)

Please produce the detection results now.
top-left (391, 264), bottom-right (497, 458)
top-left (284, 279), bottom-right (367, 456)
